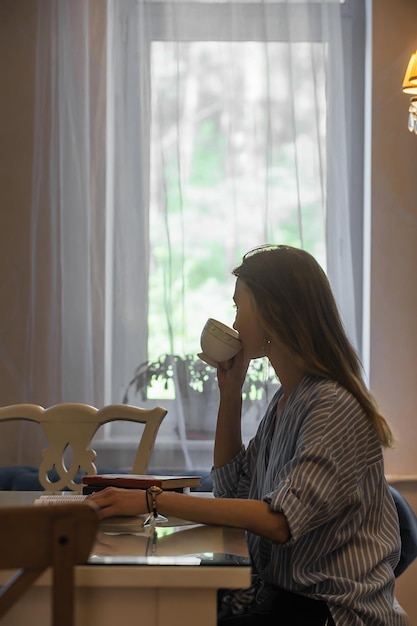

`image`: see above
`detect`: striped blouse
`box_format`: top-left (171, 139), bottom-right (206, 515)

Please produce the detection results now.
top-left (211, 375), bottom-right (409, 625)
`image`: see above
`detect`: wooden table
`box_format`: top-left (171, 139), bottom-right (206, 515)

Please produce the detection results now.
top-left (0, 492), bottom-right (251, 626)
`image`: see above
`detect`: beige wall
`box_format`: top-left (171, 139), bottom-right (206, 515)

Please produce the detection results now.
top-left (372, 0), bottom-right (417, 479)
top-left (1, 0), bottom-right (417, 621)
top-left (371, 0), bottom-right (417, 622)
top-left (0, 0), bottom-right (35, 406)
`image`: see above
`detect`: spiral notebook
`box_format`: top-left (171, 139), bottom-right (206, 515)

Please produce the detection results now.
top-left (34, 494), bottom-right (87, 505)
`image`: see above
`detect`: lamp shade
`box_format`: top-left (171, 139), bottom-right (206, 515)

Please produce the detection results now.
top-left (402, 52), bottom-right (417, 95)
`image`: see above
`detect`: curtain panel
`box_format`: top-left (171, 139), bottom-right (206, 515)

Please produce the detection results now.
top-left (8, 0), bottom-right (361, 469)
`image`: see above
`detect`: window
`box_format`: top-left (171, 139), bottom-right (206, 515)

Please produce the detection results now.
top-left (149, 39), bottom-right (327, 359)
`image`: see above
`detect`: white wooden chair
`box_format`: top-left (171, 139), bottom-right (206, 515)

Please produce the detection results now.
top-left (0, 404), bottom-right (167, 492)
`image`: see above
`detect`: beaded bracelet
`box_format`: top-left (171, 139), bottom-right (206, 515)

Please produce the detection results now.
top-left (147, 486), bottom-right (163, 518)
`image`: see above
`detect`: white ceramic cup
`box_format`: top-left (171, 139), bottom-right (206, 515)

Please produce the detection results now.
top-left (198, 318), bottom-right (242, 367)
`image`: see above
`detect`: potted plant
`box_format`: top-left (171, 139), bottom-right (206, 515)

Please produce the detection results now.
top-left (123, 354), bottom-right (276, 438)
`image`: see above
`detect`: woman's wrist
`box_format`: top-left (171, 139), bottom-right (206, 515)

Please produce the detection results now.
top-left (218, 392), bottom-right (242, 418)
top-left (145, 489), bottom-right (151, 514)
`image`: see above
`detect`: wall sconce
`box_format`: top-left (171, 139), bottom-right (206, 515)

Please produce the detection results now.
top-left (402, 51), bottom-right (417, 134)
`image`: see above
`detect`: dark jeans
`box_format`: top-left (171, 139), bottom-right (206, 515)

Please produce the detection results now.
top-left (218, 584), bottom-right (335, 626)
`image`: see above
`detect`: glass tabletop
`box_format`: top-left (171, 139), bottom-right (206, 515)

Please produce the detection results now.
top-left (89, 519), bottom-right (250, 566)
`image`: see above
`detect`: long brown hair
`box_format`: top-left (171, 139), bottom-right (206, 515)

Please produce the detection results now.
top-left (233, 245), bottom-right (394, 448)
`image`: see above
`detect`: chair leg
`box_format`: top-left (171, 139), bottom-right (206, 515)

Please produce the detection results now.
top-left (52, 517), bottom-right (76, 626)
top-left (0, 568), bottom-right (45, 619)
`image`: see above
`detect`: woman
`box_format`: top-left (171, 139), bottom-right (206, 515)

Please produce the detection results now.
top-left (89, 245), bottom-right (408, 625)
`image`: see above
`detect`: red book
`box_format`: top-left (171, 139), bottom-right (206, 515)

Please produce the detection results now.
top-left (82, 473), bottom-right (201, 490)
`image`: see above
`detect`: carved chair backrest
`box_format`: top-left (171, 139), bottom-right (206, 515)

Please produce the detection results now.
top-left (0, 404), bottom-right (167, 491)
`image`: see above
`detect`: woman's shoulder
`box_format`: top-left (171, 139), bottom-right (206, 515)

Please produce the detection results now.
top-left (296, 374), bottom-right (363, 413)
top-left (294, 375), bottom-right (377, 447)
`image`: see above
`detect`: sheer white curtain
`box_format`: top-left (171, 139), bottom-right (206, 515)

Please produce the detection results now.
top-left (18, 0), bottom-right (360, 468)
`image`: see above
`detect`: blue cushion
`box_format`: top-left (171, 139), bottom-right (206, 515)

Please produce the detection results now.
top-left (0, 466), bottom-right (214, 492)
top-left (0, 466), bottom-right (84, 491)
top-left (389, 485), bottom-right (417, 577)
top-left (0, 466), bottom-right (41, 490)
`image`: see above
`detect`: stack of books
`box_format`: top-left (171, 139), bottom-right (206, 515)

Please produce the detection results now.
top-left (82, 474), bottom-right (201, 494)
